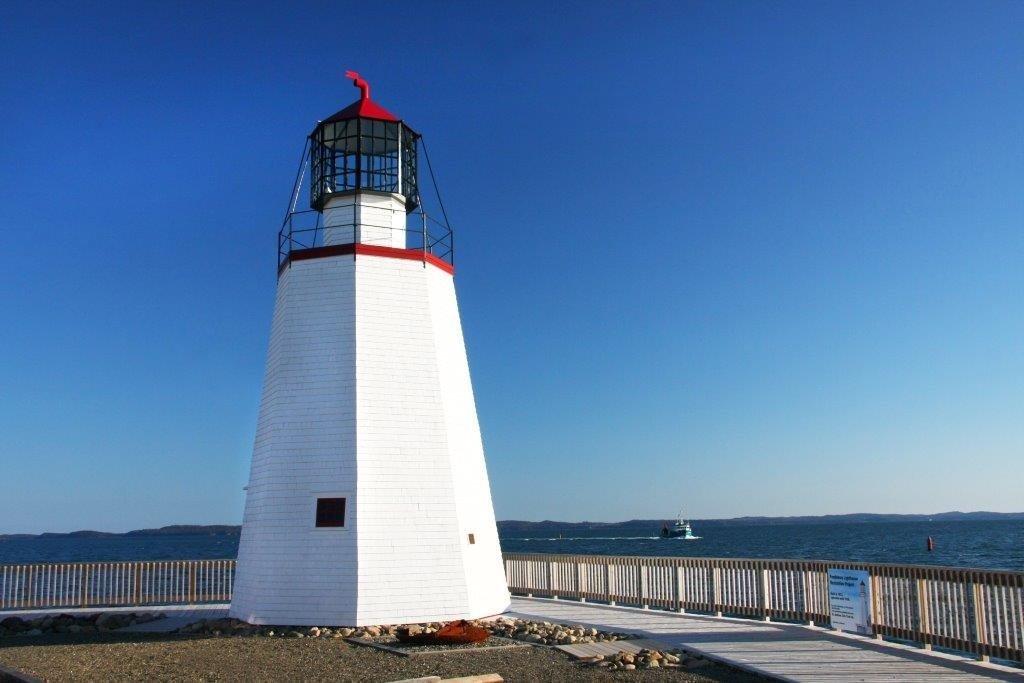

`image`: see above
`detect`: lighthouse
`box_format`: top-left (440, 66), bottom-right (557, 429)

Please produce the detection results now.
top-left (230, 73), bottom-right (511, 626)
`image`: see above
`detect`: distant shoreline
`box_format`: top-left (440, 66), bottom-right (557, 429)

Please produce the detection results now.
top-left (2, 512), bottom-right (1021, 540)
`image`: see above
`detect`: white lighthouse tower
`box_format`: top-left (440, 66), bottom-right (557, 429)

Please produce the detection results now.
top-left (230, 73), bottom-right (511, 626)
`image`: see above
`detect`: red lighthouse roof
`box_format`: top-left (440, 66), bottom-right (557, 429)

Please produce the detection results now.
top-left (321, 71), bottom-right (399, 123)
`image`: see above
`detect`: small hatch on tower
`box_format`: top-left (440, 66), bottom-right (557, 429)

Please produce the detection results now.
top-left (315, 498), bottom-right (346, 528)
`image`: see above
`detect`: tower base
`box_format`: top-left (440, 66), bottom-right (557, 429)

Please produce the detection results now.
top-left (230, 248), bottom-right (510, 626)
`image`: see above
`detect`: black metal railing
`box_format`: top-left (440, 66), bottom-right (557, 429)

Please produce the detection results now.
top-left (277, 205), bottom-right (453, 272)
top-left (276, 134), bottom-right (453, 272)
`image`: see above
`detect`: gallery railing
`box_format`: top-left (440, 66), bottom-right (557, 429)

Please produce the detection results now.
top-left (0, 554), bottom-right (1020, 664)
top-left (277, 204), bottom-right (453, 273)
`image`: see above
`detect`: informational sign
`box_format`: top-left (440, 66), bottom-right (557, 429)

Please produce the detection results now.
top-left (827, 568), bottom-right (872, 635)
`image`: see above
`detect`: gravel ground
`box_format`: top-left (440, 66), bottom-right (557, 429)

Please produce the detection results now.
top-left (0, 632), bottom-right (763, 682)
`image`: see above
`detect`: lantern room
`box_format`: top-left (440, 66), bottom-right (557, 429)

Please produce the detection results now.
top-left (277, 72), bottom-right (452, 269)
top-left (309, 71), bottom-right (419, 212)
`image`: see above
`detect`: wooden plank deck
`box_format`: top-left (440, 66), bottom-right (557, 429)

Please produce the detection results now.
top-left (509, 597), bottom-right (1024, 682)
top-left (555, 638), bottom-right (671, 659)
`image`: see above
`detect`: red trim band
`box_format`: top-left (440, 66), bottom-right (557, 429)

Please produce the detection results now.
top-left (280, 243), bottom-right (455, 276)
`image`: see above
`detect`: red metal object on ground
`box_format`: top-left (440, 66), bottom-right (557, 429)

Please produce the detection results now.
top-left (397, 620), bottom-right (490, 645)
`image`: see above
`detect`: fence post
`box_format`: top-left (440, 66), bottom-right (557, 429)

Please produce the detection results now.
top-left (971, 581), bottom-right (989, 662)
top-left (916, 576), bottom-right (932, 650)
top-left (760, 567), bottom-right (771, 621)
top-left (801, 569), bottom-right (814, 626)
top-left (548, 561), bottom-right (557, 599)
top-left (575, 560), bottom-right (585, 602)
top-left (606, 562), bottom-right (615, 606)
top-left (640, 563), bottom-right (649, 609)
top-left (80, 565), bottom-right (90, 607)
top-left (188, 563), bottom-right (197, 603)
top-left (675, 564), bottom-right (685, 613)
top-left (869, 573), bottom-right (881, 638)
top-left (712, 565), bottom-right (723, 617)
top-left (133, 563), bottom-right (142, 605)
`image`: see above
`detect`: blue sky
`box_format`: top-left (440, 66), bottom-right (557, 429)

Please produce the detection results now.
top-left (1, 1), bottom-right (1021, 533)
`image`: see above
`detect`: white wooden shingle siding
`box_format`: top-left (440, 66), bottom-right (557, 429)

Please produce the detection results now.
top-left (231, 245), bottom-right (509, 626)
top-left (322, 194), bottom-right (407, 248)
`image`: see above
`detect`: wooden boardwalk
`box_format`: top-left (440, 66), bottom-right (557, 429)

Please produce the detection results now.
top-left (508, 597), bottom-right (1024, 682)
top-left (555, 638), bottom-right (672, 659)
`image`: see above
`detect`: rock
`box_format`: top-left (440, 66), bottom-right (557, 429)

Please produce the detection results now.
top-left (95, 613), bottom-right (122, 629)
top-left (664, 653), bottom-right (680, 664)
top-left (363, 626), bottom-right (381, 637)
top-left (23, 629), bottom-right (43, 637)
top-left (622, 663), bottom-right (636, 670)
top-left (338, 628), bottom-right (355, 637)
top-left (308, 627), bottom-right (321, 637)
top-left (286, 631), bottom-right (303, 638)
top-left (1, 617), bottom-right (28, 632)
top-left (66, 624), bottom-right (84, 634)
top-left (647, 659), bottom-right (660, 668)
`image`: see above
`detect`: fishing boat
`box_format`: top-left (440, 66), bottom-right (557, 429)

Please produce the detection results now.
top-left (660, 514), bottom-right (699, 539)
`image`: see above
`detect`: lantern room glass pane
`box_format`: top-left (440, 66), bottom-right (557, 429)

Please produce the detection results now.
top-left (310, 117), bottom-right (418, 212)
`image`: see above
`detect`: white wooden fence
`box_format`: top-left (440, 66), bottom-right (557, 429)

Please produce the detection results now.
top-left (0, 554), bottom-right (1020, 663)
top-left (503, 553), bottom-right (1024, 663)
top-left (0, 561), bottom-right (233, 610)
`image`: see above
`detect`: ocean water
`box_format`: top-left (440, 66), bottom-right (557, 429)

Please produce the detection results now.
top-left (500, 520), bottom-right (1024, 571)
top-left (1, 520), bottom-right (1021, 570)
